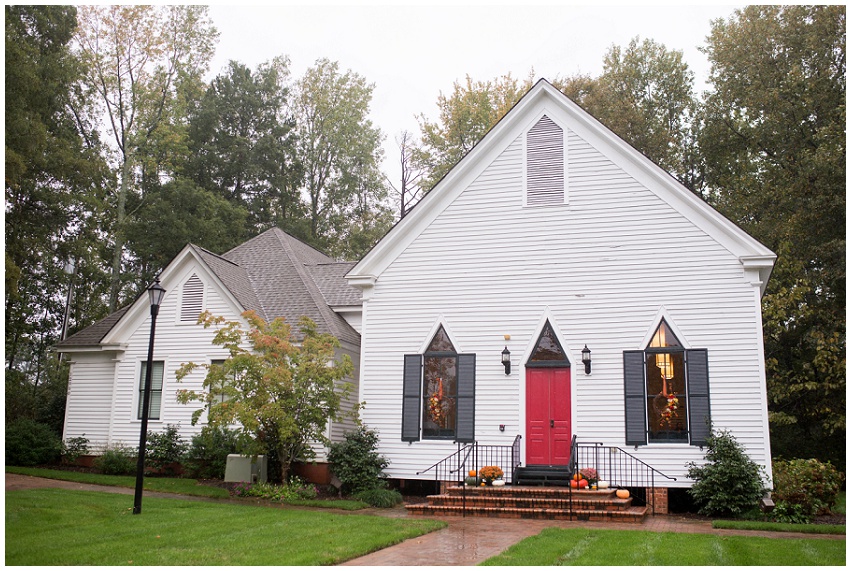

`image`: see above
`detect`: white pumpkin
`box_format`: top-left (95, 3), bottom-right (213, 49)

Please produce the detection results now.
top-left (597, 481), bottom-right (609, 489)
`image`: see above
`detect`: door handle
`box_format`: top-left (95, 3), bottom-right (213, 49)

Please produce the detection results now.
top-left (550, 419), bottom-right (554, 428)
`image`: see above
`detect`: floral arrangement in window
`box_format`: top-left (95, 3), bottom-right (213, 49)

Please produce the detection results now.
top-left (579, 467), bottom-right (598, 485)
top-left (479, 465), bottom-right (504, 483)
top-left (427, 378), bottom-right (448, 427)
top-left (660, 393), bottom-right (679, 427)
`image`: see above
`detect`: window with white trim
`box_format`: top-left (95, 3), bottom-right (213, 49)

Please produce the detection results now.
top-left (138, 361), bottom-right (164, 420)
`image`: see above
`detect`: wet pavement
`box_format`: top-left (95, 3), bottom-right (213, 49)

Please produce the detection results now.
top-left (6, 473), bottom-right (845, 566)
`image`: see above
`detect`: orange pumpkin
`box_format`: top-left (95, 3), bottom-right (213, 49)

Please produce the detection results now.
top-left (468, 470), bottom-right (477, 477)
top-left (616, 489), bottom-right (630, 499)
top-left (569, 480), bottom-right (579, 488)
top-left (578, 479), bottom-right (589, 489)
top-left (573, 473), bottom-right (582, 481)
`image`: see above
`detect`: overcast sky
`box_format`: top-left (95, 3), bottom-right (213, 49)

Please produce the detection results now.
top-left (206, 3), bottom-right (744, 184)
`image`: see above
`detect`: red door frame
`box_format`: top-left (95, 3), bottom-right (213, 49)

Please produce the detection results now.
top-left (526, 367), bottom-right (571, 465)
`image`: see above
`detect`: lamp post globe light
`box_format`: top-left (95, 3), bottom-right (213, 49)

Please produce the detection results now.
top-left (133, 278), bottom-right (166, 515)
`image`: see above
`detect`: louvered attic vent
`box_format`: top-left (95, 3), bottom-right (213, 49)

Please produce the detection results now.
top-left (526, 115), bottom-right (565, 206)
top-left (180, 273), bottom-right (204, 322)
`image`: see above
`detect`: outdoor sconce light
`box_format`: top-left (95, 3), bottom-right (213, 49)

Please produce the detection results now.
top-left (501, 346), bottom-right (511, 375)
top-left (581, 344), bottom-right (591, 375)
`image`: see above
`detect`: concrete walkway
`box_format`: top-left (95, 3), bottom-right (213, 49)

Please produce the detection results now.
top-left (7, 473), bottom-right (845, 566)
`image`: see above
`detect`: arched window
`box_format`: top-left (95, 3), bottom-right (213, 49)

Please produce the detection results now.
top-left (402, 326), bottom-right (476, 442)
top-left (624, 319), bottom-right (711, 446)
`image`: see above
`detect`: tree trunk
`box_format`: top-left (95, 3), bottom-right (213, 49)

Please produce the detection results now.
top-left (108, 157), bottom-right (130, 312)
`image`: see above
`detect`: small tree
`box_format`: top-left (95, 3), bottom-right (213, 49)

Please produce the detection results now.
top-left (686, 428), bottom-right (768, 516)
top-left (328, 425), bottom-right (389, 494)
top-left (176, 311), bottom-right (353, 482)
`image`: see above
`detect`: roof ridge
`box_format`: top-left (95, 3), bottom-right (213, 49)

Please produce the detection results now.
top-left (272, 230), bottom-right (351, 341)
top-left (190, 244), bottom-right (240, 267)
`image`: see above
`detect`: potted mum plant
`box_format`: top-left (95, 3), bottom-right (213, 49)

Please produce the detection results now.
top-left (479, 465), bottom-right (504, 485)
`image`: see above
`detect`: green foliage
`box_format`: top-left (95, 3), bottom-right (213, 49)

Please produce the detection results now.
top-left (61, 435), bottom-right (90, 463)
top-left (294, 58), bottom-right (393, 258)
top-left (353, 487), bottom-right (403, 508)
top-left (145, 424), bottom-right (188, 476)
top-left (184, 426), bottom-right (244, 480)
top-left (327, 425), bottom-right (389, 494)
top-left (701, 5), bottom-right (846, 466)
top-left (93, 445), bottom-right (136, 476)
top-left (230, 478), bottom-right (318, 502)
top-left (771, 500), bottom-right (813, 524)
top-left (772, 458), bottom-right (845, 519)
top-left (414, 73), bottom-right (534, 191)
top-left (686, 429), bottom-right (768, 517)
top-left (5, 419), bottom-right (63, 466)
top-left (176, 311), bottom-right (353, 482)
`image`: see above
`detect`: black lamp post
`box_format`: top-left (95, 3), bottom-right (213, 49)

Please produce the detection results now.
top-left (133, 278), bottom-right (166, 515)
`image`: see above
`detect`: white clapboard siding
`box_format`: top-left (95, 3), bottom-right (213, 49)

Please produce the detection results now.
top-left (356, 126), bottom-right (771, 486)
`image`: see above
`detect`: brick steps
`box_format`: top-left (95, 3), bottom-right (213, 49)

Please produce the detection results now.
top-left (405, 485), bottom-right (648, 523)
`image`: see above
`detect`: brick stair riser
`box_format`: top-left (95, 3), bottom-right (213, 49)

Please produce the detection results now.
top-left (406, 505), bottom-right (647, 523)
top-left (427, 496), bottom-right (633, 512)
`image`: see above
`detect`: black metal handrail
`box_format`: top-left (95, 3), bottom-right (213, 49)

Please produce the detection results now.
top-left (569, 439), bottom-right (677, 515)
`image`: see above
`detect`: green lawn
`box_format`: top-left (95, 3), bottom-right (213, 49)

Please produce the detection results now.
top-left (6, 488), bottom-right (445, 565)
top-left (6, 466), bottom-right (366, 509)
top-left (480, 527), bottom-right (845, 566)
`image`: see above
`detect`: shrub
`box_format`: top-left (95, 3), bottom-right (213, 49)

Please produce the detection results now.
top-left (771, 500), bottom-right (813, 524)
top-left (686, 429), bottom-right (768, 517)
top-left (353, 486), bottom-right (403, 508)
top-left (94, 445), bottom-right (136, 475)
top-left (328, 426), bottom-right (389, 494)
top-left (772, 458), bottom-right (844, 518)
top-left (145, 424), bottom-right (188, 476)
top-left (230, 477), bottom-right (318, 502)
top-left (61, 435), bottom-right (90, 464)
top-left (185, 426), bottom-right (244, 479)
top-left (5, 419), bottom-right (63, 466)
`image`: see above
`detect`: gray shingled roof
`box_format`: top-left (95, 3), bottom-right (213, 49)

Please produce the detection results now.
top-left (57, 229), bottom-right (361, 350)
top-left (55, 306), bottom-right (130, 348)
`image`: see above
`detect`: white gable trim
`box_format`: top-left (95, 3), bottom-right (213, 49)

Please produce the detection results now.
top-left (638, 307), bottom-right (693, 351)
top-left (101, 246), bottom-right (248, 345)
top-left (349, 79), bottom-right (775, 294)
top-left (417, 316), bottom-right (462, 354)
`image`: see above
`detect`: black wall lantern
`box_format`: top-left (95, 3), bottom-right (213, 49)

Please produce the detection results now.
top-left (501, 346), bottom-right (511, 375)
top-left (581, 344), bottom-right (591, 374)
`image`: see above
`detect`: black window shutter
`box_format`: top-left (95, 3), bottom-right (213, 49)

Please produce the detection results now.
top-left (455, 354), bottom-right (476, 443)
top-left (686, 349), bottom-right (711, 446)
top-left (401, 354), bottom-right (422, 442)
top-left (623, 350), bottom-right (647, 446)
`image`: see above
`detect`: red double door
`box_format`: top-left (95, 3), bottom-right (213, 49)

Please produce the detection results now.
top-left (525, 367), bottom-right (571, 465)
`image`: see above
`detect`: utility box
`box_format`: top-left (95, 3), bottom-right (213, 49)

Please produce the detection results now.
top-left (224, 454), bottom-right (267, 483)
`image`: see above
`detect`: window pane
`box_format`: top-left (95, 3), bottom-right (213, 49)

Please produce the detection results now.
top-left (529, 322), bottom-right (569, 363)
top-left (138, 361), bottom-right (164, 420)
top-left (422, 355), bottom-right (457, 438)
top-left (645, 352), bottom-right (688, 441)
top-left (426, 326), bottom-right (455, 353)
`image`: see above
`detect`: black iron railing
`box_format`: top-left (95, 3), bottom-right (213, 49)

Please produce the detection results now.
top-left (416, 435), bottom-right (523, 485)
top-left (569, 439), bottom-right (677, 515)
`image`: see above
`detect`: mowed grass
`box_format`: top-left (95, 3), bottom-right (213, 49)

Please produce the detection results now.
top-left (480, 527), bottom-right (845, 566)
top-left (6, 488), bottom-right (445, 566)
